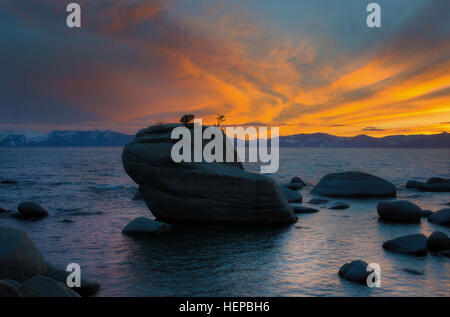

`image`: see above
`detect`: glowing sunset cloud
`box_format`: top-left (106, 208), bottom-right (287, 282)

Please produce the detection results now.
top-left (0, 0), bottom-right (448, 136)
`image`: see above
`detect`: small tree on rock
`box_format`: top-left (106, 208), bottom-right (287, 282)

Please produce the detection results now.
top-left (215, 114), bottom-right (226, 127)
top-left (180, 114), bottom-right (195, 126)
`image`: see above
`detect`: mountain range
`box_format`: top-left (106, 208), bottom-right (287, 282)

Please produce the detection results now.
top-left (0, 130), bottom-right (448, 148)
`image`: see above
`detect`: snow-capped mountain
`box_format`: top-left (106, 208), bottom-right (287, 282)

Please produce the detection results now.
top-left (0, 130), bottom-right (134, 147)
top-left (0, 130), bottom-right (448, 147)
top-left (277, 132), bottom-right (450, 148)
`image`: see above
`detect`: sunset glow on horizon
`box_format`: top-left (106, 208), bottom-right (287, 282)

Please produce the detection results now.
top-left (1, 0), bottom-right (449, 136)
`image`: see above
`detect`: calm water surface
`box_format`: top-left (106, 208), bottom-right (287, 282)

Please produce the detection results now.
top-left (0, 147), bottom-right (449, 296)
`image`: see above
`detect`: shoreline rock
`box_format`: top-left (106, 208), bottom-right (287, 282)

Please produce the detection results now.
top-left (312, 171), bottom-right (396, 198)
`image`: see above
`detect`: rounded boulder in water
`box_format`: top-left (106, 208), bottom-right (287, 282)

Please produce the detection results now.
top-left (0, 227), bottom-right (47, 282)
top-left (382, 234), bottom-right (428, 256)
top-left (338, 260), bottom-right (370, 284)
top-left (428, 208), bottom-right (450, 227)
top-left (377, 200), bottom-right (422, 223)
top-left (18, 202), bottom-right (49, 219)
top-left (312, 171), bottom-right (396, 198)
top-left (427, 231), bottom-right (450, 252)
top-left (122, 217), bottom-right (172, 236)
top-left (18, 275), bottom-right (80, 297)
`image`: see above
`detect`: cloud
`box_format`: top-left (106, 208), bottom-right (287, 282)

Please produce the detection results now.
top-left (1, 0), bottom-right (448, 136)
top-left (362, 127), bottom-right (385, 132)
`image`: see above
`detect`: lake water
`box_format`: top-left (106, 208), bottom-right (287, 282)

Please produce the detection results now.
top-left (0, 147), bottom-right (449, 296)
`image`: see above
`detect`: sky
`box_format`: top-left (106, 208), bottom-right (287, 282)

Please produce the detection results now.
top-left (0, 0), bottom-right (449, 136)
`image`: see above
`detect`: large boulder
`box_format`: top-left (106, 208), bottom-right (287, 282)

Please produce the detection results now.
top-left (0, 227), bottom-right (47, 282)
top-left (338, 260), bottom-right (370, 284)
top-left (427, 231), bottom-right (450, 252)
top-left (17, 202), bottom-right (49, 219)
top-left (377, 200), bottom-right (422, 223)
top-left (122, 217), bottom-right (172, 237)
top-left (18, 275), bottom-right (80, 297)
top-left (46, 262), bottom-right (100, 296)
top-left (428, 208), bottom-right (450, 227)
top-left (382, 234), bottom-right (428, 256)
top-left (312, 171), bottom-right (396, 198)
top-left (122, 124), bottom-right (296, 224)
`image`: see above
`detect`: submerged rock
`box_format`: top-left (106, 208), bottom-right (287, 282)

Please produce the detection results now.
top-left (338, 260), bottom-right (370, 284)
top-left (312, 171), bottom-right (396, 198)
top-left (122, 217), bottom-right (172, 236)
top-left (18, 202), bottom-right (49, 219)
top-left (0, 227), bottom-right (47, 282)
top-left (46, 262), bottom-right (100, 296)
top-left (0, 279), bottom-right (21, 297)
top-left (439, 250), bottom-right (450, 258)
top-left (377, 200), bottom-right (422, 223)
top-left (122, 124), bottom-right (296, 224)
top-left (308, 198), bottom-right (329, 205)
top-left (428, 208), bottom-right (450, 227)
top-left (427, 231), bottom-right (450, 252)
top-left (329, 202), bottom-right (350, 210)
top-left (18, 275), bottom-right (80, 297)
top-left (382, 234), bottom-right (428, 256)
top-left (0, 207), bottom-right (11, 213)
top-left (406, 179), bottom-right (450, 192)
top-left (280, 186), bottom-right (303, 203)
top-left (290, 204), bottom-right (319, 214)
